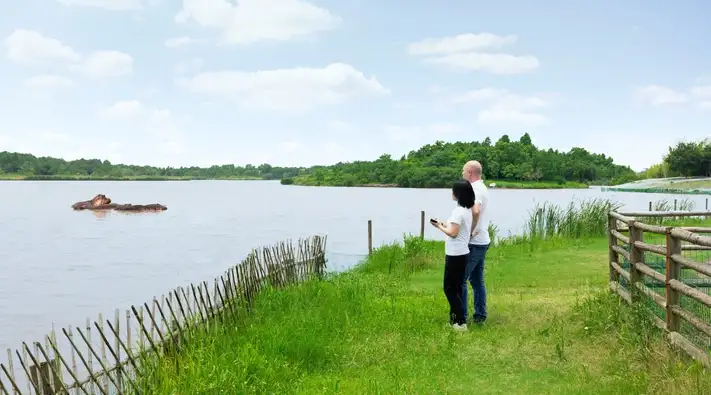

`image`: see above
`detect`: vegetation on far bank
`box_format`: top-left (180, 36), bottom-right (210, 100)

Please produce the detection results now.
top-left (283, 177), bottom-right (591, 189)
top-left (0, 174), bottom-right (262, 181)
top-left (641, 138), bottom-right (710, 179)
top-left (0, 151), bottom-right (296, 181)
top-left (3, 136), bottom-right (707, 191)
top-left (131, 198), bottom-right (711, 394)
top-left (281, 133), bottom-right (636, 188)
top-left (1, 134), bottom-right (634, 188)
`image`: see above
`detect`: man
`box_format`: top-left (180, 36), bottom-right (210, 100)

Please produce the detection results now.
top-left (461, 160), bottom-right (491, 324)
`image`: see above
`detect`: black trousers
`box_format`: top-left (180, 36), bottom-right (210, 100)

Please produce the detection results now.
top-left (443, 253), bottom-right (468, 325)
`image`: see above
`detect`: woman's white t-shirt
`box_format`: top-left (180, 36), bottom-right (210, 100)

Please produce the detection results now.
top-left (444, 205), bottom-right (473, 256)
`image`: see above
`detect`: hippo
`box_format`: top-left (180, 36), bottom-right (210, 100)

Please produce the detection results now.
top-left (114, 203), bottom-right (168, 212)
top-left (71, 194), bottom-right (114, 210)
top-left (71, 195), bottom-right (167, 212)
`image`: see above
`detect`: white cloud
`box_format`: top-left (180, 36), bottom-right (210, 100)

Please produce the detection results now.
top-left (407, 33), bottom-right (517, 55)
top-left (175, 0), bottom-right (341, 46)
top-left (164, 36), bottom-right (204, 48)
top-left (24, 74), bottom-right (75, 90)
top-left (70, 50), bottom-right (133, 78)
top-left (177, 62), bottom-right (388, 113)
top-left (450, 88), bottom-right (551, 126)
top-left (5, 30), bottom-right (133, 78)
top-left (424, 52), bottom-right (539, 74)
top-left (5, 29), bottom-right (80, 65)
top-left (690, 85), bottom-right (711, 99)
top-left (55, 0), bottom-right (146, 10)
top-left (101, 100), bottom-right (143, 119)
top-left (408, 32), bottom-right (539, 75)
top-left (634, 85), bottom-right (687, 107)
top-left (100, 100), bottom-right (186, 156)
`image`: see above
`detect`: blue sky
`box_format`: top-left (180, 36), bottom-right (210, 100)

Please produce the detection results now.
top-left (0, 0), bottom-right (709, 170)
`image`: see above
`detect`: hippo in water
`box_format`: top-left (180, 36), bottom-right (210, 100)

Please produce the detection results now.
top-left (71, 195), bottom-right (167, 212)
top-left (114, 203), bottom-right (167, 212)
top-left (71, 194), bottom-right (116, 210)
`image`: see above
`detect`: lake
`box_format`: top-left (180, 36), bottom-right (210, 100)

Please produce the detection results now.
top-left (0, 180), bottom-right (707, 358)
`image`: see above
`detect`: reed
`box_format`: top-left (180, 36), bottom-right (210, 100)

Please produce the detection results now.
top-left (523, 198), bottom-right (623, 240)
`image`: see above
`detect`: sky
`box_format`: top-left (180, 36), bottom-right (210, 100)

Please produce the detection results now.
top-left (0, 0), bottom-right (709, 171)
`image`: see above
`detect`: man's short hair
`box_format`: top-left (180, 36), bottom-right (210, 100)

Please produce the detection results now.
top-left (464, 160), bottom-right (483, 176)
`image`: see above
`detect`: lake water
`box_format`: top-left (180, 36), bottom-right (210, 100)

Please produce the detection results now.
top-left (0, 180), bottom-right (708, 361)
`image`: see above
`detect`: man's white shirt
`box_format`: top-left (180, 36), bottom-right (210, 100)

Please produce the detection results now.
top-left (469, 180), bottom-right (491, 245)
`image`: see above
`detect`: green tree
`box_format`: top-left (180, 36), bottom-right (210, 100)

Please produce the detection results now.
top-left (664, 140), bottom-right (710, 177)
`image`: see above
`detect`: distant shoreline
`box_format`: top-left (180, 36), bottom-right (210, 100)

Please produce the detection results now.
top-left (601, 187), bottom-right (711, 195)
top-left (601, 177), bottom-right (711, 195)
top-left (0, 175), bottom-right (266, 181)
top-left (282, 179), bottom-right (591, 190)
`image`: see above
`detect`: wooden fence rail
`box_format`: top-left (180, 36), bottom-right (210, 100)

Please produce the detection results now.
top-left (0, 235), bottom-right (327, 395)
top-left (608, 210), bottom-right (711, 367)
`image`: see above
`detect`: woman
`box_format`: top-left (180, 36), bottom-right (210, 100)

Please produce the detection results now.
top-left (431, 179), bottom-right (475, 331)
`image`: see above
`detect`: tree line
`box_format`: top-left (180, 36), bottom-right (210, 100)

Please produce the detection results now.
top-left (6, 133), bottom-right (701, 187)
top-left (283, 133), bottom-right (638, 188)
top-left (0, 151), bottom-right (302, 180)
top-left (641, 138), bottom-right (711, 178)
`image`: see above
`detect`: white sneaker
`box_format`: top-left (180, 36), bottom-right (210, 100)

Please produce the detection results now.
top-left (452, 323), bottom-right (468, 332)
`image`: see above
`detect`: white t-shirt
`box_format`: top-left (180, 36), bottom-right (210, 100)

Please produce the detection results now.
top-left (469, 180), bottom-right (491, 245)
top-left (444, 206), bottom-right (473, 256)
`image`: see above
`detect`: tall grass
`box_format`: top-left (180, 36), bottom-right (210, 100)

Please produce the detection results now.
top-left (523, 198), bottom-right (622, 240)
top-left (647, 197), bottom-right (700, 225)
top-left (651, 197), bottom-right (695, 212)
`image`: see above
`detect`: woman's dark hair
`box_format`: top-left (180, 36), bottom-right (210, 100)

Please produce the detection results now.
top-left (452, 179), bottom-right (475, 208)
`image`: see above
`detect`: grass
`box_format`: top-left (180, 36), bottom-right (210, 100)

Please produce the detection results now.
top-left (602, 178), bottom-right (711, 195)
top-left (672, 179), bottom-right (711, 189)
top-left (130, 198), bottom-right (711, 394)
top-left (134, 237), bottom-right (711, 394)
top-left (486, 179), bottom-right (589, 190)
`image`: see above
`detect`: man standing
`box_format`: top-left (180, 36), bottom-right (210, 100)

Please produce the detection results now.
top-left (461, 160), bottom-right (491, 324)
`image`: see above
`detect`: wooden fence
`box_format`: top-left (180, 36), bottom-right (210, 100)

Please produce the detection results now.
top-left (607, 210), bottom-right (711, 366)
top-left (0, 235), bottom-right (327, 394)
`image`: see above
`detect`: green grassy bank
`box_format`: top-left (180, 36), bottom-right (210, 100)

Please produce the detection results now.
top-left (601, 178), bottom-right (711, 195)
top-left (133, 200), bottom-right (711, 394)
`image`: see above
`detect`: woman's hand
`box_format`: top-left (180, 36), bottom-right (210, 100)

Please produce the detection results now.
top-left (433, 219), bottom-right (459, 238)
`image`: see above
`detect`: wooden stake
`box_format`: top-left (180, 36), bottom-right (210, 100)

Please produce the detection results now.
top-left (420, 210), bottom-right (425, 239)
top-left (368, 220), bottom-right (373, 256)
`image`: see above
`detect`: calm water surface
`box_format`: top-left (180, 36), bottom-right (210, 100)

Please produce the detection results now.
top-left (0, 180), bottom-right (707, 354)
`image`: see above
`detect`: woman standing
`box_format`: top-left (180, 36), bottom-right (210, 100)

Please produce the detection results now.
top-left (431, 179), bottom-right (475, 331)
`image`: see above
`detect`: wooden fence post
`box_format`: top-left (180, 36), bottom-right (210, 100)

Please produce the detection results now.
top-left (649, 201), bottom-right (652, 212)
top-left (706, 198), bottom-right (708, 211)
top-left (628, 220), bottom-right (643, 303)
top-left (674, 199), bottom-right (677, 211)
top-left (420, 211), bottom-right (425, 239)
top-left (665, 229), bottom-right (682, 332)
top-left (367, 220), bottom-right (372, 256)
top-left (607, 213), bottom-right (619, 283)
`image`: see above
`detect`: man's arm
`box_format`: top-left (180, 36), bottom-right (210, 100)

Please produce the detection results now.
top-left (471, 203), bottom-right (481, 236)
